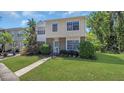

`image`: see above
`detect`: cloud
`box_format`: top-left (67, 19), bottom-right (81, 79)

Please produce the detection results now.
top-left (64, 11), bottom-right (76, 15)
top-left (21, 11), bottom-right (46, 20)
top-left (4, 11), bottom-right (20, 18)
top-left (48, 11), bottom-right (56, 14)
top-left (62, 11), bottom-right (90, 17)
top-left (22, 11), bottom-right (34, 16)
top-left (63, 11), bottom-right (81, 15)
top-left (21, 20), bottom-right (28, 26)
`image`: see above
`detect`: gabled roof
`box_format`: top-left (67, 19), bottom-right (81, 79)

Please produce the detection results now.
top-left (45, 16), bottom-right (86, 21)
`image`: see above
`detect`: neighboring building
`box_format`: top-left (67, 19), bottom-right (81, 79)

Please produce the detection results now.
top-left (0, 28), bottom-right (25, 51)
top-left (36, 16), bottom-right (86, 53)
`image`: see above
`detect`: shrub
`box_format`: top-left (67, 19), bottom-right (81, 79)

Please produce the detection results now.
top-left (21, 44), bottom-right (39, 55)
top-left (67, 50), bottom-right (79, 57)
top-left (60, 50), bottom-right (68, 56)
top-left (39, 44), bottom-right (51, 55)
top-left (79, 41), bottom-right (96, 59)
top-left (60, 50), bottom-right (79, 57)
top-left (100, 45), bottom-right (107, 53)
top-left (3, 52), bottom-right (8, 57)
top-left (94, 43), bottom-right (101, 51)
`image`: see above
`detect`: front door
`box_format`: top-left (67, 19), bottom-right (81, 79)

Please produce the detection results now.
top-left (53, 41), bottom-right (59, 54)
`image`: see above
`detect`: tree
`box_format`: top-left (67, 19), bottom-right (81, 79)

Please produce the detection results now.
top-left (87, 32), bottom-right (101, 51)
top-left (22, 18), bottom-right (38, 55)
top-left (87, 12), bottom-right (110, 44)
top-left (0, 31), bottom-right (13, 55)
top-left (115, 12), bottom-right (124, 52)
top-left (27, 18), bottom-right (37, 45)
top-left (87, 11), bottom-right (124, 53)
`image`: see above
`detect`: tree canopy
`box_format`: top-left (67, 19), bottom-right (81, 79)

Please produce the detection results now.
top-left (87, 11), bottom-right (124, 53)
top-left (0, 31), bottom-right (13, 53)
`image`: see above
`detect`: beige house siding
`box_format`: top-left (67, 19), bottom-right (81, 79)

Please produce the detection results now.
top-left (59, 38), bottom-right (66, 50)
top-left (46, 38), bottom-right (66, 50)
top-left (45, 16), bottom-right (86, 38)
top-left (46, 38), bottom-right (54, 48)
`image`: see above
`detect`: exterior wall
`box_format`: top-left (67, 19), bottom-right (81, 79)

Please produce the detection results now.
top-left (45, 16), bottom-right (86, 38)
top-left (36, 21), bottom-right (46, 42)
top-left (7, 29), bottom-right (24, 50)
top-left (0, 28), bottom-right (25, 51)
top-left (59, 38), bottom-right (66, 50)
top-left (37, 35), bottom-right (46, 42)
top-left (46, 37), bottom-right (82, 51)
top-left (46, 38), bottom-right (54, 48)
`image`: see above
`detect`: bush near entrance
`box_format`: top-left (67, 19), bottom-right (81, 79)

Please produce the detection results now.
top-left (79, 41), bottom-right (96, 59)
top-left (60, 50), bottom-right (79, 57)
top-left (39, 44), bottom-right (51, 55)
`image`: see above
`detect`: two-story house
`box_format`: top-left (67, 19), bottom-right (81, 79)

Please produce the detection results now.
top-left (36, 16), bottom-right (86, 53)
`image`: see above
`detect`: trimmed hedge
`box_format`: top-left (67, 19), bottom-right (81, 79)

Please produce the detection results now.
top-left (39, 44), bottom-right (51, 55)
top-left (79, 41), bottom-right (96, 59)
top-left (60, 50), bottom-right (79, 57)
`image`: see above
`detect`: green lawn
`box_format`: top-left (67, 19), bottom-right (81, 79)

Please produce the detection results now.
top-left (20, 53), bottom-right (124, 81)
top-left (0, 55), bottom-right (41, 72)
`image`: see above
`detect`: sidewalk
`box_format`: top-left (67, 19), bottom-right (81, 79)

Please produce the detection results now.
top-left (0, 54), bottom-right (20, 61)
top-left (15, 57), bottom-right (51, 77)
top-left (0, 63), bottom-right (19, 81)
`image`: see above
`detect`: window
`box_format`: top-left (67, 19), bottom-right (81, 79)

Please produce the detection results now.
top-left (54, 41), bottom-right (59, 47)
top-left (17, 33), bottom-right (22, 37)
top-left (37, 27), bottom-right (45, 34)
top-left (37, 31), bottom-right (45, 34)
top-left (67, 22), bottom-right (73, 31)
top-left (73, 21), bottom-right (79, 30)
top-left (67, 21), bottom-right (79, 31)
top-left (52, 24), bottom-right (58, 32)
top-left (67, 40), bottom-right (79, 50)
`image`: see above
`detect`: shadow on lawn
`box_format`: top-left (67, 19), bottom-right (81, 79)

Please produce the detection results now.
top-left (62, 53), bottom-right (124, 65)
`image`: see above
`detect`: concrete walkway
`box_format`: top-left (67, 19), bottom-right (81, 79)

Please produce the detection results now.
top-left (15, 57), bottom-right (51, 77)
top-left (0, 54), bottom-right (20, 61)
top-left (0, 63), bottom-right (19, 81)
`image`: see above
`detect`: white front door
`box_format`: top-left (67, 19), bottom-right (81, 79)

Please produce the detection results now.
top-left (53, 40), bottom-right (59, 54)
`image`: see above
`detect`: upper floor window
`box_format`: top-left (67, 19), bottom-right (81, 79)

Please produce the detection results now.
top-left (67, 22), bottom-right (73, 31)
top-left (67, 21), bottom-right (79, 31)
top-left (37, 27), bottom-right (45, 35)
top-left (52, 24), bottom-right (58, 32)
top-left (37, 30), bottom-right (45, 34)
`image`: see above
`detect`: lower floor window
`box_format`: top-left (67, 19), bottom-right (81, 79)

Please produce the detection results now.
top-left (67, 40), bottom-right (79, 51)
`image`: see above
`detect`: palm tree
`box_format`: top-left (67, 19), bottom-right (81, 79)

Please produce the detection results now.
top-left (27, 18), bottom-right (37, 45)
top-left (23, 18), bottom-right (38, 55)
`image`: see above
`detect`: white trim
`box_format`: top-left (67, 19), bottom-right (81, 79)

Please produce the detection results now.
top-left (53, 38), bottom-right (60, 53)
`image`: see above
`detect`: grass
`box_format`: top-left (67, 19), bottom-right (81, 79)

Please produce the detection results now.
top-left (0, 55), bottom-right (41, 72)
top-left (20, 53), bottom-right (124, 81)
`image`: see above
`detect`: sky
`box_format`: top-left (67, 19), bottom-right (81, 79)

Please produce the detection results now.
top-left (0, 11), bottom-right (91, 29)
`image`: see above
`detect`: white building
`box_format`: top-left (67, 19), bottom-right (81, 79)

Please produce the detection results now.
top-left (0, 28), bottom-right (25, 51)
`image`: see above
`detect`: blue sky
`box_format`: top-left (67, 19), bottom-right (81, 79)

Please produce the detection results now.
top-left (0, 11), bottom-right (91, 28)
